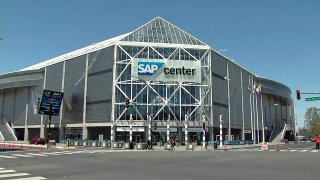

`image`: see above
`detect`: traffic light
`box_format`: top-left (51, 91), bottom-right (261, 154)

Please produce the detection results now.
top-left (154, 122), bottom-right (157, 130)
top-left (125, 98), bottom-right (130, 108)
top-left (296, 89), bottom-right (301, 100)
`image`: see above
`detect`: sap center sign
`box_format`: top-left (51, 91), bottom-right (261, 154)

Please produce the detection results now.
top-left (132, 59), bottom-right (201, 83)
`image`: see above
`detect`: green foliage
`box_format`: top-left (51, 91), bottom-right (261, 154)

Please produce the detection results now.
top-left (304, 107), bottom-right (320, 137)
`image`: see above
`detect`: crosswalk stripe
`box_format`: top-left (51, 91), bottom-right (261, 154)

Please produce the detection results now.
top-left (311, 150), bottom-right (319, 152)
top-left (11, 154), bottom-right (33, 158)
top-left (24, 153), bottom-right (48, 157)
top-left (0, 173), bottom-right (30, 178)
top-left (39, 152), bottom-right (62, 156)
top-left (0, 168), bottom-right (4, 170)
top-left (7, 176), bottom-right (47, 180)
top-left (289, 150), bottom-right (298, 152)
top-left (300, 150), bottom-right (308, 152)
top-left (0, 170), bottom-right (16, 174)
top-left (0, 155), bottom-right (18, 159)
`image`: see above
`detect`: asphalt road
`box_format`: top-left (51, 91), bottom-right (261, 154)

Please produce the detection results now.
top-left (0, 142), bottom-right (319, 180)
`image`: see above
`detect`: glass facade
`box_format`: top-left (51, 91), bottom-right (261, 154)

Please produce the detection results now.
top-left (121, 17), bottom-right (205, 46)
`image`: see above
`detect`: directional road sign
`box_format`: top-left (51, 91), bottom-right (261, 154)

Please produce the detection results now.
top-left (305, 96), bottom-right (320, 102)
top-left (38, 90), bottom-right (64, 116)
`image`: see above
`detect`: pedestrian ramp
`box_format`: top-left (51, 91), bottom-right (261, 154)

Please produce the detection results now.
top-left (0, 167), bottom-right (46, 179)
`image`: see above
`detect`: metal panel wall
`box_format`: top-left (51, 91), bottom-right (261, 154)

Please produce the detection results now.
top-left (228, 62), bottom-right (243, 129)
top-left (3, 89), bottom-right (15, 124)
top-left (14, 87), bottom-right (29, 126)
top-left (211, 51), bottom-right (228, 126)
top-left (63, 55), bottom-right (86, 123)
top-left (241, 70), bottom-right (252, 129)
top-left (86, 47), bottom-right (114, 122)
top-left (45, 62), bottom-right (64, 124)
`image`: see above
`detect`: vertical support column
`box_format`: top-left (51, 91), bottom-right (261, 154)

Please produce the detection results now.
top-left (185, 115), bottom-right (188, 145)
top-left (24, 104), bottom-right (29, 141)
top-left (202, 130), bottom-right (206, 148)
top-left (59, 61), bottom-right (66, 142)
top-left (219, 115), bottom-right (223, 147)
top-left (148, 115), bottom-right (151, 141)
top-left (202, 115), bottom-right (206, 148)
top-left (40, 67), bottom-right (47, 138)
top-left (130, 114), bottom-right (133, 143)
top-left (240, 70), bottom-right (245, 140)
top-left (167, 119), bottom-right (170, 142)
top-left (111, 45), bottom-right (118, 144)
top-left (110, 124), bottom-right (114, 144)
top-left (82, 54), bottom-right (89, 140)
top-left (226, 62), bottom-right (231, 141)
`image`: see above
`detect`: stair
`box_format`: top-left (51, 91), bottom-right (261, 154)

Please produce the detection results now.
top-left (0, 122), bottom-right (17, 141)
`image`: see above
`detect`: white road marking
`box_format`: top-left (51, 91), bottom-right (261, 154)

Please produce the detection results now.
top-left (24, 153), bottom-right (48, 157)
top-left (0, 155), bottom-right (18, 159)
top-left (7, 176), bottom-right (47, 180)
top-left (11, 154), bottom-right (33, 158)
top-left (0, 170), bottom-right (16, 174)
top-left (0, 173), bottom-right (30, 178)
top-left (289, 150), bottom-right (298, 152)
top-left (39, 152), bottom-right (62, 156)
top-left (300, 150), bottom-right (308, 152)
top-left (311, 150), bottom-right (319, 152)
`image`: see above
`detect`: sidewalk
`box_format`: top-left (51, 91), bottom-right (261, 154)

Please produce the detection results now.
top-left (1, 140), bottom-right (282, 152)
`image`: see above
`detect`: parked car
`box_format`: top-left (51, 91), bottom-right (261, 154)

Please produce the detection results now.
top-left (29, 137), bottom-right (46, 145)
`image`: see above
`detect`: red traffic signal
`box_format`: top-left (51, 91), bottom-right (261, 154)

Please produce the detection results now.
top-left (296, 89), bottom-right (301, 100)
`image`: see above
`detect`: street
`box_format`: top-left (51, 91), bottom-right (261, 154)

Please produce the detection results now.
top-left (0, 142), bottom-right (319, 180)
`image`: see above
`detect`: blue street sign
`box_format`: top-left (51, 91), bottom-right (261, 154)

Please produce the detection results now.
top-left (38, 90), bottom-right (64, 116)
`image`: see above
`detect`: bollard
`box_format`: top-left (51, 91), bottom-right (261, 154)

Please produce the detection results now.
top-left (20, 144), bottom-right (23, 149)
top-left (224, 145), bottom-right (227, 151)
top-left (12, 143), bottom-right (15, 148)
top-left (29, 144), bottom-right (32, 150)
top-left (192, 142), bottom-right (195, 151)
top-left (8, 143), bottom-right (11, 148)
top-left (276, 143), bottom-right (279, 152)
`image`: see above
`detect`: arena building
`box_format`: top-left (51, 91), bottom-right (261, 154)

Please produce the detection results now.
top-left (0, 17), bottom-right (295, 145)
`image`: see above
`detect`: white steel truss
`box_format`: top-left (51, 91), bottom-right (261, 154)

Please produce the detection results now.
top-left (113, 42), bottom-right (212, 125)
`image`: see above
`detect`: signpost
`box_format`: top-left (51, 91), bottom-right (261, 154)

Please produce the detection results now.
top-left (305, 96), bottom-right (320, 101)
top-left (38, 90), bottom-right (64, 144)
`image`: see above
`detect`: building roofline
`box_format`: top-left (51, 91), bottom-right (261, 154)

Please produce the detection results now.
top-left (19, 33), bottom-right (130, 72)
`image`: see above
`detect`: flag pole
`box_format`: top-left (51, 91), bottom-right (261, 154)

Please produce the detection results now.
top-left (249, 76), bottom-right (254, 142)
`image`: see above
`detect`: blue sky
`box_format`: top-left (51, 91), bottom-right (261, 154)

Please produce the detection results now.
top-left (1, 0), bottom-right (319, 128)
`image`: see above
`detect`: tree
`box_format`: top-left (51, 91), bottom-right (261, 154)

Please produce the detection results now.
top-left (304, 107), bottom-right (320, 137)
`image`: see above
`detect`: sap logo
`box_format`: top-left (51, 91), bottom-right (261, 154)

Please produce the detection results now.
top-left (138, 62), bottom-right (164, 75)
